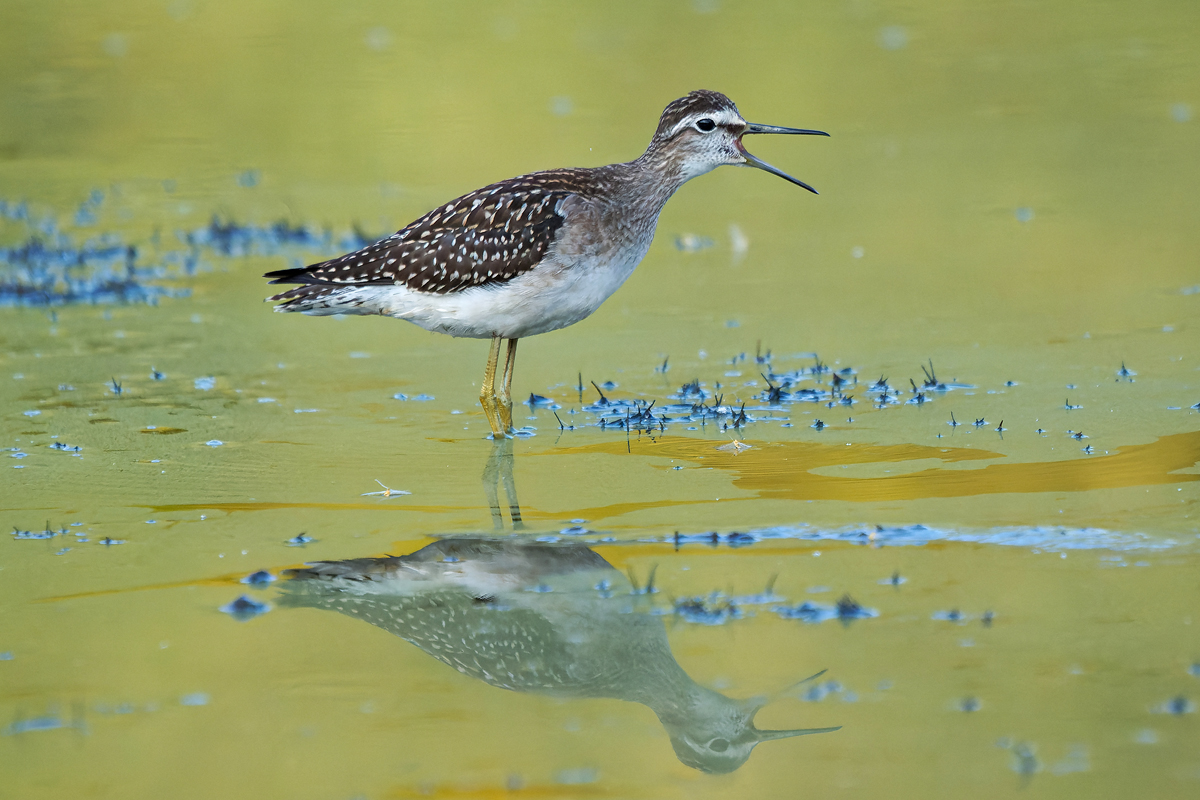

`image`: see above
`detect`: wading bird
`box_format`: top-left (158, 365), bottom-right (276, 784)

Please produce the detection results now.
top-left (265, 90), bottom-right (827, 437)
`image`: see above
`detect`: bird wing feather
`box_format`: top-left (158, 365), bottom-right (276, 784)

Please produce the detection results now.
top-left (265, 171), bottom-right (594, 300)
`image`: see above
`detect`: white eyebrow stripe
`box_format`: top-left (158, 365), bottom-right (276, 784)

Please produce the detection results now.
top-left (669, 108), bottom-right (745, 138)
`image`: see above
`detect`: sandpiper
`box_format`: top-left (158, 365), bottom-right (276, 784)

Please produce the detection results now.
top-left (265, 90), bottom-right (827, 437)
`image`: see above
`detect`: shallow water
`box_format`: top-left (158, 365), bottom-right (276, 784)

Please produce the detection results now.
top-left (2, 2), bottom-right (1199, 798)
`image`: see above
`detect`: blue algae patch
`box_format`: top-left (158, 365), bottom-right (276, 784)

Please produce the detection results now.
top-left (0, 229), bottom-right (192, 307)
top-left (663, 524), bottom-right (1180, 553)
top-left (1, 195), bottom-right (383, 307)
top-left (285, 534), bottom-right (315, 546)
top-left (564, 360), bottom-right (976, 434)
top-left (3, 715), bottom-right (74, 736)
top-left (774, 598), bottom-right (879, 624)
top-left (12, 526), bottom-right (56, 540)
top-left (193, 376), bottom-right (216, 390)
top-left (179, 692), bottom-right (210, 706)
top-left (674, 594), bottom-right (743, 625)
top-left (219, 595), bottom-right (271, 621)
top-left (1152, 696), bottom-right (1195, 715)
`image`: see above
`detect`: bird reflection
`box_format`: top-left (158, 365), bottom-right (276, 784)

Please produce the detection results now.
top-left (278, 536), bottom-right (839, 773)
top-left (482, 437), bottom-right (522, 530)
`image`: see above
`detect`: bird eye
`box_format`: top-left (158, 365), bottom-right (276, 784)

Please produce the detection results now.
top-left (695, 118), bottom-right (716, 132)
top-left (708, 738), bottom-right (730, 752)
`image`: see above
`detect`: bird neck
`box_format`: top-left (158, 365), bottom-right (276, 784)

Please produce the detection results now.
top-left (609, 143), bottom-right (699, 209)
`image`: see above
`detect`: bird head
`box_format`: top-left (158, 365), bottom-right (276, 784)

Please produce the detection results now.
top-left (647, 89), bottom-right (829, 193)
top-left (660, 690), bottom-right (840, 774)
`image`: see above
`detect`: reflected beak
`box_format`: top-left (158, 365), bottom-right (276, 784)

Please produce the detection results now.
top-left (737, 122), bottom-right (829, 195)
top-left (742, 693), bottom-right (842, 743)
top-left (752, 724), bottom-right (843, 742)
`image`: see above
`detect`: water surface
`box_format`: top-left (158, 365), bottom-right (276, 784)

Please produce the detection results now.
top-left (2, 2), bottom-right (1198, 798)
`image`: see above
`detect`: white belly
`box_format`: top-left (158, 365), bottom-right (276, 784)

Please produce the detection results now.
top-left (321, 243), bottom-right (651, 340)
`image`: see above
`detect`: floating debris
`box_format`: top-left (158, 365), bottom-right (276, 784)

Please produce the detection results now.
top-left (240, 570), bottom-right (276, 586)
top-left (674, 233), bottom-right (714, 252)
top-left (1007, 741), bottom-right (1040, 781)
top-left (361, 479), bottom-right (410, 498)
top-left (674, 594), bottom-right (741, 625)
top-left (219, 595), bottom-right (271, 621)
top-left (800, 679), bottom-right (845, 702)
top-left (524, 393), bottom-right (558, 409)
top-left (1153, 695), bottom-right (1194, 715)
top-left (835, 594), bottom-right (873, 623)
top-left (776, 599), bottom-right (879, 624)
top-left (12, 525), bottom-right (53, 540)
top-left (2, 712), bottom-right (85, 736)
top-left (958, 696), bottom-right (982, 712)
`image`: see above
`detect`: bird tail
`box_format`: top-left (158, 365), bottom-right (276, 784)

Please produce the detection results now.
top-left (284, 556), bottom-right (407, 582)
top-left (264, 282), bottom-right (351, 314)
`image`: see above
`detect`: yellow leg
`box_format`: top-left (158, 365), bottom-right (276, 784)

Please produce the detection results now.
top-left (480, 335), bottom-right (504, 437)
top-left (496, 338), bottom-right (518, 433)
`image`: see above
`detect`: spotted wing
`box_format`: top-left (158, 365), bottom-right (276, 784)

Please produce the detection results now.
top-left (265, 177), bottom-right (579, 302)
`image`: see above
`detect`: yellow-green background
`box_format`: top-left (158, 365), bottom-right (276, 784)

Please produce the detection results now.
top-left (2, 1), bottom-right (1198, 798)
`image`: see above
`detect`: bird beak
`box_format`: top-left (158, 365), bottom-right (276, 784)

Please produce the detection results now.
top-left (737, 122), bottom-right (829, 195)
top-left (742, 686), bottom-right (841, 743)
top-left (752, 724), bottom-right (843, 741)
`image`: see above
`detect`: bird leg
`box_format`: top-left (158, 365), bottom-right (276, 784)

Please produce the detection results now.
top-left (480, 335), bottom-right (504, 438)
top-left (496, 338), bottom-right (519, 433)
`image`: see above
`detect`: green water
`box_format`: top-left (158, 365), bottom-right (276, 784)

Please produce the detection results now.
top-left (2, 2), bottom-right (1198, 798)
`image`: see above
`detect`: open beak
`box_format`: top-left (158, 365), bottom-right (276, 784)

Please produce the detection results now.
top-left (743, 695), bottom-right (842, 743)
top-left (738, 122), bottom-right (829, 195)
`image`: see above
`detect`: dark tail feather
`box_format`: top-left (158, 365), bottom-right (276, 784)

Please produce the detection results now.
top-left (265, 282), bottom-right (345, 308)
top-left (264, 265), bottom-right (318, 284)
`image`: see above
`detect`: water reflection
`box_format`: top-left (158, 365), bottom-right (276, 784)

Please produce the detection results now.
top-left (482, 438), bottom-right (523, 530)
top-left (279, 536), bottom-right (838, 773)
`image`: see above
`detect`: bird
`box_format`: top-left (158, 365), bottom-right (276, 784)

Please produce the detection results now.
top-left (279, 536), bottom-right (840, 773)
top-left (264, 90), bottom-right (828, 437)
